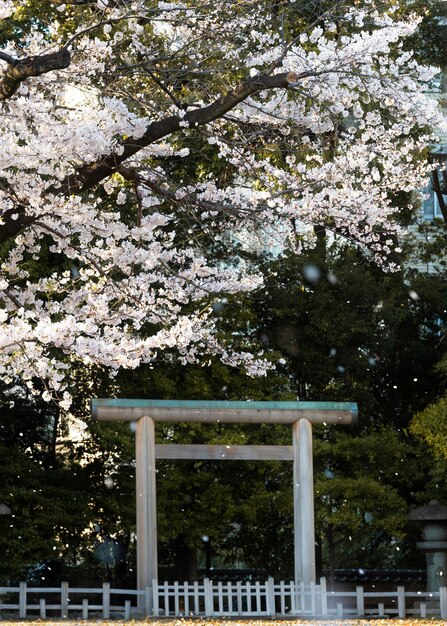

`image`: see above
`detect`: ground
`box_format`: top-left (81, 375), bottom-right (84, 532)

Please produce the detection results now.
top-left (1, 618), bottom-right (446, 626)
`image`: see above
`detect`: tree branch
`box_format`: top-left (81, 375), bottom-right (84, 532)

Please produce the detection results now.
top-left (143, 66), bottom-right (183, 109)
top-left (0, 70), bottom-right (299, 244)
top-left (431, 167), bottom-right (447, 224)
top-left (118, 166), bottom-right (259, 221)
top-left (59, 70), bottom-right (300, 195)
top-left (0, 48), bottom-right (71, 101)
top-left (53, 0), bottom-right (126, 5)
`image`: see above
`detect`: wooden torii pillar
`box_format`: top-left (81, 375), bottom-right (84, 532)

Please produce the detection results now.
top-left (92, 399), bottom-right (357, 606)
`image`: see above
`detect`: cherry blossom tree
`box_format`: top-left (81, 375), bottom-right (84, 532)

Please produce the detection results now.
top-left (0, 0), bottom-right (445, 406)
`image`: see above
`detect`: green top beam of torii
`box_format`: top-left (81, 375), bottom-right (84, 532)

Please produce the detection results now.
top-left (92, 399), bottom-right (358, 425)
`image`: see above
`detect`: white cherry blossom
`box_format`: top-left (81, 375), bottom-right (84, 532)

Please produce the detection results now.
top-left (0, 1), bottom-right (445, 405)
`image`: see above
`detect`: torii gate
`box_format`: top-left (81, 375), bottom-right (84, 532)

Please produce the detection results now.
top-left (92, 399), bottom-right (357, 596)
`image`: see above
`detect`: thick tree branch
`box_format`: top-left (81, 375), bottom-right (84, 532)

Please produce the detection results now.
top-left (0, 48), bottom-right (71, 101)
top-left (0, 70), bottom-right (299, 244)
top-left (60, 71), bottom-right (300, 195)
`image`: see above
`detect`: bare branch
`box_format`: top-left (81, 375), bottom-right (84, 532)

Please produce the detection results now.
top-left (431, 168), bottom-right (447, 224)
top-left (2, 289), bottom-right (22, 309)
top-left (143, 66), bottom-right (183, 109)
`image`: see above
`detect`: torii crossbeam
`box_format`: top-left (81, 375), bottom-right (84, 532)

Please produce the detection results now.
top-left (92, 399), bottom-right (357, 604)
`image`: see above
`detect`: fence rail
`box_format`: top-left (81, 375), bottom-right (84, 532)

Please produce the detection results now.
top-left (0, 579), bottom-right (446, 619)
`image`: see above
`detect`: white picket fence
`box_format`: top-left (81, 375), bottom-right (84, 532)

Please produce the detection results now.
top-left (1, 578), bottom-right (446, 619)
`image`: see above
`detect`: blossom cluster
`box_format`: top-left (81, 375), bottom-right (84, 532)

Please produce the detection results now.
top-left (0, 0), bottom-right (445, 406)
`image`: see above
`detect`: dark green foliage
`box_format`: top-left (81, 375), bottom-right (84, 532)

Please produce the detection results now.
top-left (0, 376), bottom-right (137, 585)
top-left (403, 0), bottom-right (447, 67)
top-left (2, 236), bottom-right (447, 582)
top-left (252, 244), bottom-right (445, 424)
